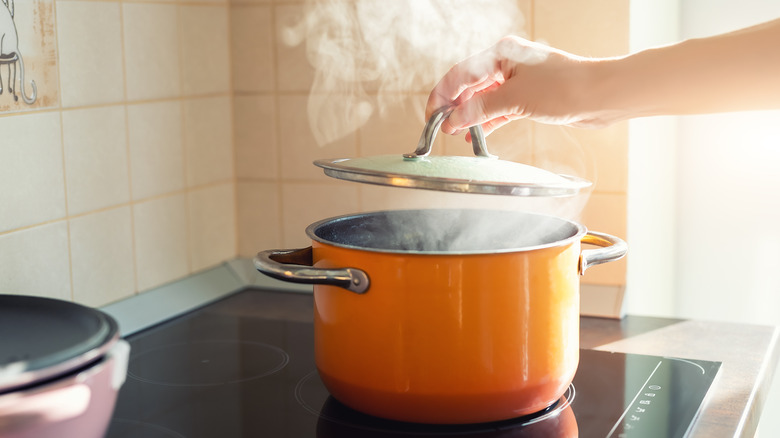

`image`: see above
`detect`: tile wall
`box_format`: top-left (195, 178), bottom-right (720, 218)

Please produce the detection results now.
top-left (0, 0), bottom-right (628, 308)
top-left (0, 0), bottom-right (235, 306)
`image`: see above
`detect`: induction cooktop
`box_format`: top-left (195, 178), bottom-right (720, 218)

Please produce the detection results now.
top-left (106, 289), bottom-right (720, 438)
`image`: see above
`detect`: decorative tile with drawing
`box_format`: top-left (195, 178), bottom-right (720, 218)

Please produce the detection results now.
top-left (0, 0), bottom-right (57, 112)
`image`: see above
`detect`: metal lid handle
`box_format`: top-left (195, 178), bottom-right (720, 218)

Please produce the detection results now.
top-left (404, 106), bottom-right (497, 159)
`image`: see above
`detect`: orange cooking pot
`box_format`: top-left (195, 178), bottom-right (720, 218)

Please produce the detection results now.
top-left (254, 209), bottom-right (626, 424)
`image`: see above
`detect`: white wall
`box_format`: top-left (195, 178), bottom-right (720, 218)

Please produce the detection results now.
top-left (629, 1), bottom-right (780, 436)
top-left (676, 0), bottom-right (780, 323)
top-left (625, 0), bottom-right (681, 317)
top-left (676, 2), bottom-right (780, 436)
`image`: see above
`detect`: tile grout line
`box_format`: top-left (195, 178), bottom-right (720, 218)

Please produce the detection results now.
top-left (270, 2), bottom-right (285, 248)
top-left (177, 3), bottom-right (194, 275)
top-left (58, 111), bottom-right (75, 302)
top-left (0, 181), bottom-right (237, 239)
top-left (118, 0), bottom-right (140, 297)
top-left (226, 3), bottom-right (240, 261)
top-left (50, 0), bottom-right (75, 302)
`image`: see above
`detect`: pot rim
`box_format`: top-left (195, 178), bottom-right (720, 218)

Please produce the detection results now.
top-left (305, 208), bottom-right (587, 255)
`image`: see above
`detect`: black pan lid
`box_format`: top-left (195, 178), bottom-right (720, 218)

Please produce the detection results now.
top-left (0, 294), bottom-right (119, 393)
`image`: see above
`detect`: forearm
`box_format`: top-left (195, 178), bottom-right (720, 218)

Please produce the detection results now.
top-left (592, 18), bottom-right (780, 122)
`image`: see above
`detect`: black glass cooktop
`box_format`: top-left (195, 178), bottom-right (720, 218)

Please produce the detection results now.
top-left (107, 289), bottom-right (721, 438)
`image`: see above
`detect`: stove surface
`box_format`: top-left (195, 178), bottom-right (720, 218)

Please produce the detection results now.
top-left (107, 289), bottom-right (720, 438)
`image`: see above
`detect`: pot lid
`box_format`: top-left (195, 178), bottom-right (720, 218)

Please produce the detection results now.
top-left (314, 107), bottom-right (591, 197)
top-left (0, 295), bottom-right (119, 394)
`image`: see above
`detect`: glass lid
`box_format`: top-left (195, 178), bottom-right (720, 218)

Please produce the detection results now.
top-left (314, 107), bottom-right (591, 197)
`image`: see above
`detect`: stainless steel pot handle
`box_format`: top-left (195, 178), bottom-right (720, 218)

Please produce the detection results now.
top-left (579, 231), bottom-right (627, 275)
top-left (254, 247), bottom-right (370, 294)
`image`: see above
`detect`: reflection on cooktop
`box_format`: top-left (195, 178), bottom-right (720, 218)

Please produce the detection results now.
top-left (128, 340), bottom-right (289, 387)
top-left (296, 369), bottom-right (577, 437)
top-left (107, 289), bottom-right (721, 438)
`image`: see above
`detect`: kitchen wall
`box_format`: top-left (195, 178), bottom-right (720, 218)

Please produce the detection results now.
top-left (675, 2), bottom-right (780, 437)
top-left (0, 0), bottom-right (236, 306)
top-left (0, 0), bottom-right (629, 307)
top-left (626, 1), bottom-right (780, 436)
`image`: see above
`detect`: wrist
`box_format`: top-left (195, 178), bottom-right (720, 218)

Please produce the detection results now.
top-left (577, 57), bottom-right (642, 127)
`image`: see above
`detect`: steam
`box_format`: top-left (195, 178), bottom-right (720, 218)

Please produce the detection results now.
top-left (321, 207), bottom-right (586, 253)
top-left (281, 0), bottom-right (599, 250)
top-left (280, 0), bottom-right (525, 146)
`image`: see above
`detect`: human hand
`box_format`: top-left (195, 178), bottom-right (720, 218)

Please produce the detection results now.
top-left (426, 36), bottom-right (608, 139)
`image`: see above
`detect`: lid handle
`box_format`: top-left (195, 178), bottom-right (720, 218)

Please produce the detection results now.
top-left (404, 106), bottom-right (497, 159)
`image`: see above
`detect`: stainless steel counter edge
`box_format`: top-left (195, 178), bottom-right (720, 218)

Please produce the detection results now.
top-left (100, 258), bottom-right (313, 337)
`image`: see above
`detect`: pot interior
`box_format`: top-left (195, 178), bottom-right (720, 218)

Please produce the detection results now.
top-left (308, 209), bottom-right (583, 254)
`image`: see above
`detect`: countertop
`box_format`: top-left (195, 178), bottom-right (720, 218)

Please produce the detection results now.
top-left (580, 315), bottom-right (780, 437)
top-left (103, 260), bottom-right (780, 437)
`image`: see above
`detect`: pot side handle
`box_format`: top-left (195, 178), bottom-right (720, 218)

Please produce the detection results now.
top-left (254, 247), bottom-right (370, 294)
top-left (579, 232), bottom-right (627, 275)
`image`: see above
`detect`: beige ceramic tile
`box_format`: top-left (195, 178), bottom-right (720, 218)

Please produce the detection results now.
top-left (69, 207), bottom-right (136, 307)
top-left (0, 222), bottom-right (71, 301)
top-left (275, 5), bottom-right (314, 92)
top-left (533, 124), bottom-right (598, 188)
top-left (133, 194), bottom-right (189, 291)
top-left (0, 112), bottom-right (64, 233)
top-left (234, 95), bottom-right (277, 179)
top-left (0, 0), bottom-right (59, 112)
top-left (358, 185), bottom-right (477, 213)
top-left (56, 1), bottom-right (125, 107)
top-left (278, 94), bottom-right (357, 180)
top-left (358, 98), bottom-right (426, 157)
top-left (580, 122), bottom-right (629, 194)
top-left (183, 96), bottom-right (234, 187)
top-left (62, 106), bottom-right (130, 215)
top-left (188, 183), bottom-right (237, 272)
top-left (122, 3), bottom-right (181, 101)
top-left (230, 6), bottom-right (274, 92)
top-left (535, 123), bottom-right (628, 193)
top-left (236, 181), bottom-right (280, 257)
top-left (229, 0), bottom-right (271, 5)
top-left (280, 182), bottom-right (360, 248)
top-left (579, 192), bottom-right (627, 286)
top-left (123, 0), bottom-right (175, 3)
top-left (179, 5), bottom-right (231, 96)
top-left (450, 118), bottom-right (534, 163)
top-left (534, 0), bottom-right (628, 57)
top-left (127, 101), bottom-right (185, 200)
top-left (516, 0), bottom-right (533, 37)
top-left (357, 184), bottom-right (580, 215)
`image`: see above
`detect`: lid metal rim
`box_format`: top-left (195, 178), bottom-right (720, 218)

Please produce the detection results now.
top-left (316, 159), bottom-right (591, 197)
top-left (0, 303), bottom-right (120, 394)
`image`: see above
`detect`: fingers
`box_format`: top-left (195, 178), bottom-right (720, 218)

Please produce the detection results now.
top-left (462, 115), bottom-right (514, 142)
top-left (426, 44), bottom-right (504, 120)
top-left (447, 81), bottom-right (524, 132)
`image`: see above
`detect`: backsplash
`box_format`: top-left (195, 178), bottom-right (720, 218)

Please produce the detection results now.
top-left (0, 0), bottom-right (235, 306)
top-left (0, 0), bottom-right (627, 307)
